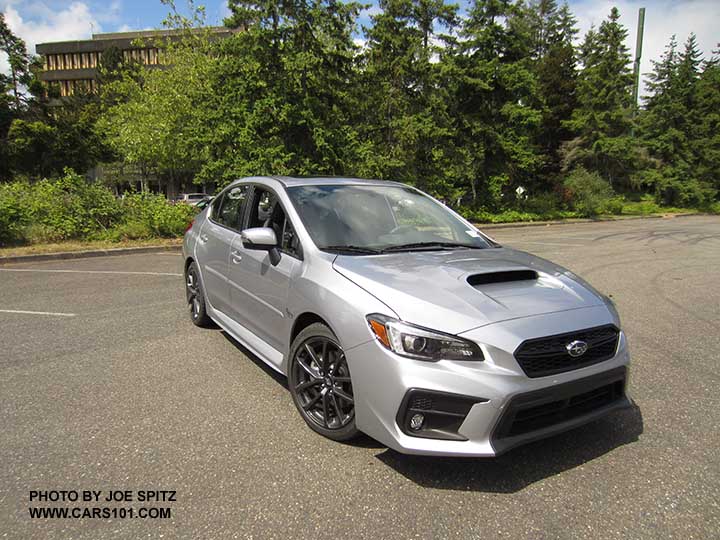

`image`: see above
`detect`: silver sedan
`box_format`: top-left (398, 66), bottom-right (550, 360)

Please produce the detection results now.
top-left (182, 176), bottom-right (631, 456)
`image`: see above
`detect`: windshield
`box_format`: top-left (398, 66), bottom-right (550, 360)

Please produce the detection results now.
top-left (286, 184), bottom-right (494, 252)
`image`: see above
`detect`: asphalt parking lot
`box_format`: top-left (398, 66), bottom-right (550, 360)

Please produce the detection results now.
top-left (1, 215), bottom-right (719, 539)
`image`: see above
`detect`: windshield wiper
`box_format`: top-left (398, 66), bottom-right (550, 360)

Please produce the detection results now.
top-left (321, 245), bottom-right (381, 255)
top-left (380, 242), bottom-right (484, 253)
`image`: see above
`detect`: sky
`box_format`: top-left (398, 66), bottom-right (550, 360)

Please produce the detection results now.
top-left (1, 0), bottom-right (719, 97)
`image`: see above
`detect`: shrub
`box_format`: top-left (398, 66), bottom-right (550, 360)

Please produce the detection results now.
top-left (464, 208), bottom-right (579, 224)
top-left (0, 170), bottom-right (196, 246)
top-left (0, 181), bottom-right (30, 245)
top-left (708, 201), bottom-right (720, 215)
top-left (94, 221), bottom-right (154, 242)
top-left (120, 192), bottom-right (196, 237)
top-left (24, 169), bottom-right (123, 241)
top-left (23, 224), bottom-right (61, 244)
top-left (563, 167), bottom-right (615, 217)
top-left (600, 196), bottom-right (624, 215)
top-left (522, 192), bottom-right (564, 215)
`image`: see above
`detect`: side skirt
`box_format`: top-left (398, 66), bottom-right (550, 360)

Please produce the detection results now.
top-left (207, 301), bottom-right (286, 376)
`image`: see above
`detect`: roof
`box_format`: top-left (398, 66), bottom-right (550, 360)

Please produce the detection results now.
top-left (35, 26), bottom-right (235, 55)
top-left (270, 176), bottom-right (407, 188)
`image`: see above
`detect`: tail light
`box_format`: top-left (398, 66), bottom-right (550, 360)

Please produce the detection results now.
top-left (184, 219), bottom-right (194, 234)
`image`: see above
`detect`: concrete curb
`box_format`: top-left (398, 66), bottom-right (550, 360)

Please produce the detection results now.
top-left (0, 244), bottom-right (182, 265)
top-left (475, 213), bottom-right (701, 230)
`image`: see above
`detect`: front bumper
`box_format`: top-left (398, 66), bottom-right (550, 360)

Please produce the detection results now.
top-left (346, 307), bottom-right (632, 457)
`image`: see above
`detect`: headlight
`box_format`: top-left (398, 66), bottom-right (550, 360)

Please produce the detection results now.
top-left (366, 314), bottom-right (484, 362)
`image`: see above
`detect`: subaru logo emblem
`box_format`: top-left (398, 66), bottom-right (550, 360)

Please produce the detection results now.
top-left (566, 340), bottom-right (588, 357)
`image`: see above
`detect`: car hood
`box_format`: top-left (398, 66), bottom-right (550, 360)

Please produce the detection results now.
top-left (332, 248), bottom-right (606, 335)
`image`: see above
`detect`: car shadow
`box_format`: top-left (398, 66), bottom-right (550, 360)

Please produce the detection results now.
top-left (220, 331), bottom-right (288, 389)
top-left (375, 404), bottom-right (643, 493)
top-left (217, 329), bottom-right (641, 470)
top-left (219, 330), bottom-right (385, 449)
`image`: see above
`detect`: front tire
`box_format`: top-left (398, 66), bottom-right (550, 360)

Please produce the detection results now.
top-left (288, 323), bottom-right (359, 441)
top-left (185, 261), bottom-right (213, 327)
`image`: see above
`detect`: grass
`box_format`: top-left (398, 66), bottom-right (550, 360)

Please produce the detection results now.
top-left (472, 202), bottom-right (699, 224)
top-left (618, 201), bottom-right (698, 216)
top-left (0, 237), bottom-right (182, 258)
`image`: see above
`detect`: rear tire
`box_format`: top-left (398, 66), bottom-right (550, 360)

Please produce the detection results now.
top-left (185, 261), bottom-right (213, 327)
top-left (288, 323), bottom-right (359, 441)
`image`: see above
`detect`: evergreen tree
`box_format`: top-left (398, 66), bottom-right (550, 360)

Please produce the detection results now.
top-left (1, 13), bottom-right (27, 179)
top-left (525, 1), bottom-right (578, 186)
top-left (0, 13), bottom-right (33, 110)
top-left (357, 0), bottom-right (460, 197)
top-left (185, 0), bottom-right (364, 186)
top-left (562, 7), bottom-right (637, 190)
top-left (450, 0), bottom-right (542, 207)
top-left (692, 47), bottom-right (720, 200)
top-left (1, 14), bottom-right (69, 179)
top-left (638, 35), bottom-right (715, 205)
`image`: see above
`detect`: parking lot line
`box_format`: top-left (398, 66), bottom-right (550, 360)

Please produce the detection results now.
top-left (0, 268), bottom-right (181, 277)
top-left (0, 309), bottom-right (76, 317)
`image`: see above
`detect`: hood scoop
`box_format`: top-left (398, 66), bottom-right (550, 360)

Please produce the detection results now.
top-left (467, 270), bottom-right (538, 286)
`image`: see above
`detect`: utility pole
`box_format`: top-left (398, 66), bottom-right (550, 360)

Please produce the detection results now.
top-left (632, 7), bottom-right (646, 113)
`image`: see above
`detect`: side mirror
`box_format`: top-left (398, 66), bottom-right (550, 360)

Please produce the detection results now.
top-left (240, 227), bottom-right (281, 265)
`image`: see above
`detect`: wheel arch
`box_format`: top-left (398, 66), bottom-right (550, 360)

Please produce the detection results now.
top-left (184, 256), bottom-right (195, 274)
top-left (290, 312), bottom-right (334, 347)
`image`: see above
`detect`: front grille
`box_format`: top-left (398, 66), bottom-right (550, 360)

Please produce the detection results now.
top-left (514, 325), bottom-right (619, 378)
top-left (492, 367), bottom-right (627, 443)
top-left (504, 380), bottom-right (625, 437)
top-left (409, 396), bottom-right (434, 410)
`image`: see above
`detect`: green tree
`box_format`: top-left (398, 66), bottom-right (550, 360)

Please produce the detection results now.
top-left (692, 47), bottom-right (720, 199)
top-left (6, 99), bottom-right (112, 180)
top-left (356, 0), bottom-right (461, 198)
top-left (1, 13), bottom-right (33, 179)
top-left (638, 35), bottom-right (716, 205)
top-left (98, 2), bottom-right (218, 191)
top-left (6, 120), bottom-right (57, 177)
top-left (1, 13), bottom-right (106, 180)
top-left (0, 13), bottom-right (34, 110)
top-left (449, 0), bottom-right (543, 207)
top-left (525, 2), bottom-right (578, 185)
top-left (187, 0), bottom-right (363, 186)
top-left (562, 7), bottom-right (638, 190)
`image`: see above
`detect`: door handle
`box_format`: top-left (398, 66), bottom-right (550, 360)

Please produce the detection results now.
top-left (231, 250), bottom-right (242, 264)
top-left (199, 234), bottom-right (209, 244)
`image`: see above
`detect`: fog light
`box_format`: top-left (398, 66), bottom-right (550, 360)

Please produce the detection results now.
top-left (409, 413), bottom-right (425, 431)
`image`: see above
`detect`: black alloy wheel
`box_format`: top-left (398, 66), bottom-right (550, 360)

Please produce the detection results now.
top-left (185, 262), bottom-right (212, 327)
top-left (289, 323), bottom-right (359, 441)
